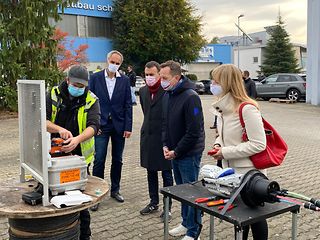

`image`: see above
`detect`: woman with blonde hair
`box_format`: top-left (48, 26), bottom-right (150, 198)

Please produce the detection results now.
top-left (209, 64), bottom-right (268, 240)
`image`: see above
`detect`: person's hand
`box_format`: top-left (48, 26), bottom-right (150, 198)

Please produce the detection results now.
top-left (211, 146), bottom-right (223, 160)
top-left (123, 131), bottom-right (132, 138)
top-left (58, 128), bottom-right (73, 140)
top-left (163, 146), bottom-right (169, 158)
top-left (97, 129), bottom-right (102, 136)
top-left (165, 150), bottom-right (176, 160)
top-left (61, 137), bottom-right (80, 153)
top-left (163, 147), bottom-right (176, 160)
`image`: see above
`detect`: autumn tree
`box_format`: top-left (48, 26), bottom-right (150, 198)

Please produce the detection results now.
top-left (112, 0), bottom-right (206, 73)
top-left (54, 28), bottom-right (88, 71)
top-left (0, 0), bottom-right (76, 111)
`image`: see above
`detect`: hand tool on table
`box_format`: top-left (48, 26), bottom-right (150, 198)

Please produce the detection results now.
top-left (218, 204), bottom-right (237, 212)
top-left (195, 196), bottom-right (219, 203)
top-left (207, 199), bottom-right (229, 207)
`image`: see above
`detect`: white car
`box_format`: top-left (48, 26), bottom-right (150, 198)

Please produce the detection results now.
top-left (135, 76), bottom-right (146, 94)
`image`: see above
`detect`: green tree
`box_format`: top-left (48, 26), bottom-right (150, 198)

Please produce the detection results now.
top-left (260, 16), bottom-right (300, 76)
top-left (112, 0), bottom-right (206, 74)
top-left (0, 0), bottom-right (76, 111)
top-left (209, 36), bottom-right (219, 44)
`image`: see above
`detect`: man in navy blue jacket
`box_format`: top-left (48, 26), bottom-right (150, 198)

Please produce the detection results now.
top-left (89, 50), bottom-right (132, 209)
top-left (160, 60), bottom-right (205, 240)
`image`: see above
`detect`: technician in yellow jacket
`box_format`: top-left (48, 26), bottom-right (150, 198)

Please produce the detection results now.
top-left (46, 65), bottom-right (100, 240)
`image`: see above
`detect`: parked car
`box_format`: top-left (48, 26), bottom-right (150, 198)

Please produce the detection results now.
top-left (199, 80), bottom-right (212, 94)
top-left (195, 81), bottom-right (205, 95)
top-left (256, 73), bottom-right (306, 101)
top-left (135, 76), bottom-right (146, 94)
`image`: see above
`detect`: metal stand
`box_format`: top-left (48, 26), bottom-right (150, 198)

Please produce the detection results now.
top-left (234, 225), bottom-right (243, 240)
top-left (163, 196), bottom-right (170, 240)
top-left (209, 216), bottom-right (214, 240)
top-left (291, 210), bottom-right (299, 240)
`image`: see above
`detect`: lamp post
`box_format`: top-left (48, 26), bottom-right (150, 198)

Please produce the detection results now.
top-left (237, 14), bottom-right (244, 68)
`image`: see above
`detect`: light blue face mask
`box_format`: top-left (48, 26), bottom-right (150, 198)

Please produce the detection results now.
top-left (68, 85), bottom-right (85, 97)
top-left (210, 84), bottom-right (223, 96)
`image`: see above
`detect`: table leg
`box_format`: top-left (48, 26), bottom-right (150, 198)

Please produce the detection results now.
top-left (291, 210), bottom-right (298, 240)
top-left (209, 215), bottom-right (214, 240)
top-left (164, 196), bottom-right (170, 240)
top-left (234, 225), bottom-right (243, 240)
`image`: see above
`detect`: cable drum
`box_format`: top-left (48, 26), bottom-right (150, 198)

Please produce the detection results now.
top-left (8, 213), bottom-right (80, 240)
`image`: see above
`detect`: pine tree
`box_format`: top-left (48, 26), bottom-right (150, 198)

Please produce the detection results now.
top-left (112, 0), bottom-right (206, 73)
top-left (260, 16), bottom-right (300, 76)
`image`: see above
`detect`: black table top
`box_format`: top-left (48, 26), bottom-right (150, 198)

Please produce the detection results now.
top-left (160, 183), bottom-right (300, 227)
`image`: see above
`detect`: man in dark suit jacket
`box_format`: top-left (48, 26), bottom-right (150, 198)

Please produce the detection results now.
top-left (89, 50), bottom-right (132, 209)
top-left (139, 61), bottom-right (173, 221)
top-left (243, 70), bottom-right (257, 99)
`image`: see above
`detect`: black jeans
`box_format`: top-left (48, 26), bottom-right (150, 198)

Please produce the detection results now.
top-left (147, 169), bottom-right (173, 209)
top-left (79, 166), bottom-right (91, 239)
top-left (242, 220), bottom-right (268, 240)
top-left (80, 209), bottom-right (91, 240)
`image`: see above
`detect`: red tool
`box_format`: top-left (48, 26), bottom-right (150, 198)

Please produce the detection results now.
top-left (195, 196), bottom-right (218, 203)
top-left (207, 199), bottom-right (229, 207)
top-left (208, 148), bottom-right (219, 156)
top-left (218, 204), bottom-right (237, 212)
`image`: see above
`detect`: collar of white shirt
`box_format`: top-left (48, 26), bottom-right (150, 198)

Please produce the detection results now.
top-left (105, 69), bottom-right (121, 79)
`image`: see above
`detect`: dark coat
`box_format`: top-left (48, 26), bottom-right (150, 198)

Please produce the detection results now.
top-left (139, 85), bottom-right (172, 171)
top-left (89, 70), bottom-right (132, 134)
top-left (244, 78), bottom-right (257, 99)
top-left (162, 76), bottom-right (205, 159)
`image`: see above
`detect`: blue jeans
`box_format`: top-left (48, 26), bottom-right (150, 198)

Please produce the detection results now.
top-left (172, 154), bottom-right (202, 238)
top-left (93, 130), bottom-right (125, 193)
top-left (130, 86), bottom-right (137, 104)
top-left (147, 169), bottom-right (173, 208)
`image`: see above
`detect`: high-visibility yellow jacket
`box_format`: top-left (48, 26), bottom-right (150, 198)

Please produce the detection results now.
top-left (50, 86), bottom-right (97, 165)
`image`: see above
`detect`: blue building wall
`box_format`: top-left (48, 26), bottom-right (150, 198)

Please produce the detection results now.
top-left (61, 0), bottom-right (113, 18)
top-left (67, 37), bottom-right (113, 62)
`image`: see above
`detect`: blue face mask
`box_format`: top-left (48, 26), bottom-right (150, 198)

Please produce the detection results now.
top-left (68, 85), bottom-right (85, 97)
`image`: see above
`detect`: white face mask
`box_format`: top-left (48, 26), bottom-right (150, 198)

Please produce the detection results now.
top-left (145, 76), bottom-right (158, 86)
top-left (108, 63), bottom-right (120, 73)
top-left (210, 84), bottom-right (223, 96)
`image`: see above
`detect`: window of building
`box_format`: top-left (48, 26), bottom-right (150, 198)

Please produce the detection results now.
top-left (55, 14), bottom-right (114, 38)
top-left (55, 14), bottom-right (78, 36)
top-left (253, 57), bottom-right (258, 63)
top-left (87, 17), bottom-right (114, 38)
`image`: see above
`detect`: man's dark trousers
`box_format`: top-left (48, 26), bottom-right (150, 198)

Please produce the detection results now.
top-left (93, 122), bottom-right (125, 194)
top-left (147, 169), bottom-right (173, 208)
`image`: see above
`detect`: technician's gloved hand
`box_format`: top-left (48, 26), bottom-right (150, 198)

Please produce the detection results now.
top-left (61, 137), bottom-right (80, 153)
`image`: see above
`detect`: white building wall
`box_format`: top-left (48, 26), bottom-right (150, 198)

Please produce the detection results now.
top-left (184, 62), bottom-right (221, 80)
top-left (234, 48), bottom-right (262, 78)
top-left (307, 0), bottom-right (320, 105)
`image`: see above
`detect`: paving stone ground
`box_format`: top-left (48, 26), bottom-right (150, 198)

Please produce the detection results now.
top-left (0, 95), bottom-right (320, 239)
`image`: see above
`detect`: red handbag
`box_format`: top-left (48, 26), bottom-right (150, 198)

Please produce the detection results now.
top-left (239, 103), bottom-right (288, 169)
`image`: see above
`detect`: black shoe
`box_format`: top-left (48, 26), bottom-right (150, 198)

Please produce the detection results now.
top-left (111, 192), bottom-right (124, 203)
top-left (140, 204), bottom-right (159, 215)
top-left (90, 203), bottom-right (99, 211)
top-left (160, 211), bottom-right (172, 222)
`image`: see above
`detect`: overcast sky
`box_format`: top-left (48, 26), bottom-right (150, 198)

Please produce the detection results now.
top-left (190, 0), bottom-right (307, 44)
